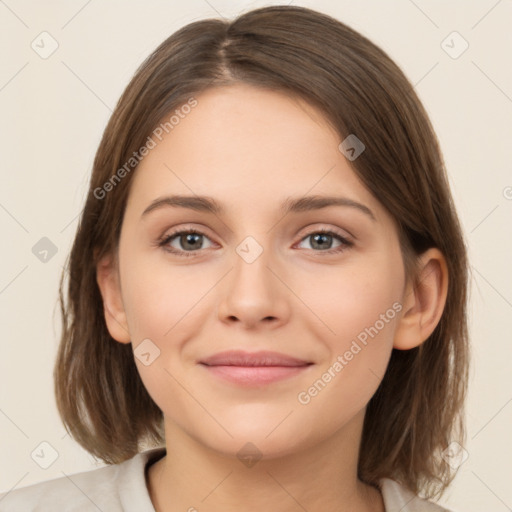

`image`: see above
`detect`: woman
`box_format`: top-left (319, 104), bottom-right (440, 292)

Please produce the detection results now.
top-left (0, 5), bottom-right (468, 511)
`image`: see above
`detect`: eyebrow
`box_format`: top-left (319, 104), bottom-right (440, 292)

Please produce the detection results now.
top-left (141, 194), bottom-right (376, 221)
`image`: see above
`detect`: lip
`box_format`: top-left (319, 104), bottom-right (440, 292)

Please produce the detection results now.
top-left (199, 350), bottom-right (313, 386)
top-left (200, 350), bottom-right (311, 367)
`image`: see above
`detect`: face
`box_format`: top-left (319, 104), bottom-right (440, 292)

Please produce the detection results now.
top-left (111, 83), bottom-right (407, 459)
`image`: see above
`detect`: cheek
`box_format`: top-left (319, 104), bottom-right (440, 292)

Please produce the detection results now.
top-left (120, 248), bottom-right (205, 341)
top-left (119, 252), bottom-right (213, 411)
top-left (291, 254), bottom-right (402, 409)
top-left (294, 254), bottom-right (402, 348)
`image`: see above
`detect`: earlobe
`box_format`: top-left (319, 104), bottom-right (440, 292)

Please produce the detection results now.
top-left (393, 248), bottom-right (448, 350)
top-left (96, 252), bottom-right (131, 344)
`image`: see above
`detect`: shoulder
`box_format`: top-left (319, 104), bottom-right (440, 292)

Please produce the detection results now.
top-left (0, 463), bottom-right (122, 512)
top-left (379, 478), bottom-right (455, 512)
top-left (0, 447), bottom-right (165, 512)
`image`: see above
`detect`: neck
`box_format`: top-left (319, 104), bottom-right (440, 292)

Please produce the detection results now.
top-left (147, 408), bottom-right (384, 512)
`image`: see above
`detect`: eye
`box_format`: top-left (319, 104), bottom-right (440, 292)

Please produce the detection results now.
top-left (156, 227), bottom-right (353, 258)
top-left (296, 229), bottom-right (353, 254)
top-left (158, 229), bottom-right (214, 257)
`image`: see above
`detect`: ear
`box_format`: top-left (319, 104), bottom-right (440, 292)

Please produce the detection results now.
top-left (393, 248), bottom-right (448, 350)
top-left (95, 250), bottom-right (131, 344)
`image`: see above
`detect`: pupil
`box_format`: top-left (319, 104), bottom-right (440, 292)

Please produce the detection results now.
top-left (312, 233), bottom-right (331, 250)
top-left (182, 233), bottom-right (201, 250)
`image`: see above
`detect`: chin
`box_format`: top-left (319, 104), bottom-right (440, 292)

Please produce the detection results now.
top-left (193, 417), bottom-right (318, 462)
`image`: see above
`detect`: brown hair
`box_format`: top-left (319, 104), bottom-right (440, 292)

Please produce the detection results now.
top-left (55, 4), bottom-right (469, 499)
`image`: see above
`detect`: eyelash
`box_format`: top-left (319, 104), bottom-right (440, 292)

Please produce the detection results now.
top-left (156, 227), bottom-right (354, 258)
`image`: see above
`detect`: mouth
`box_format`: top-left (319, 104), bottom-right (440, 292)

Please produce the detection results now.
top-left (199, 350), bottom-right (314, 386)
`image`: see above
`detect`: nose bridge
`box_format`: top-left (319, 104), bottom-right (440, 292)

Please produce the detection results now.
top-left (216, 232), bottom-right (289, 326)
top-left (231, 233), bottom-right (276, 299)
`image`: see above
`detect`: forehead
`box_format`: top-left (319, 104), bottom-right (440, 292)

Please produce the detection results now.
top-left (125, 83), bottom-right (386, 223)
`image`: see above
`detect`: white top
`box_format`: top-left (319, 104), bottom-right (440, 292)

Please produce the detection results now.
top-left (0, 447), bottom-right (453, 511)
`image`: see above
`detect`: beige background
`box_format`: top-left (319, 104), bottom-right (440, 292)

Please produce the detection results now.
top-left (1, 1), bottom-right (511, 510)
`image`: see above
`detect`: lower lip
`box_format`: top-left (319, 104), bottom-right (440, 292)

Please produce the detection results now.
top-left (200, 364), bottom-right (311, 386)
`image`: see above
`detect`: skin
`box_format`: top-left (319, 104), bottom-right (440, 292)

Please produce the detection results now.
top-left (96, 83), bottom-right (448, 512)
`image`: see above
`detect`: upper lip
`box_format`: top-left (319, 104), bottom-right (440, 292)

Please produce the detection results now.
top-left (199, 350), bottom-right (312, 367)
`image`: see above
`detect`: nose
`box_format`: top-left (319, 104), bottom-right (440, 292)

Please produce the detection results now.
top-left (216, 243), bottom-right (291, 330)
